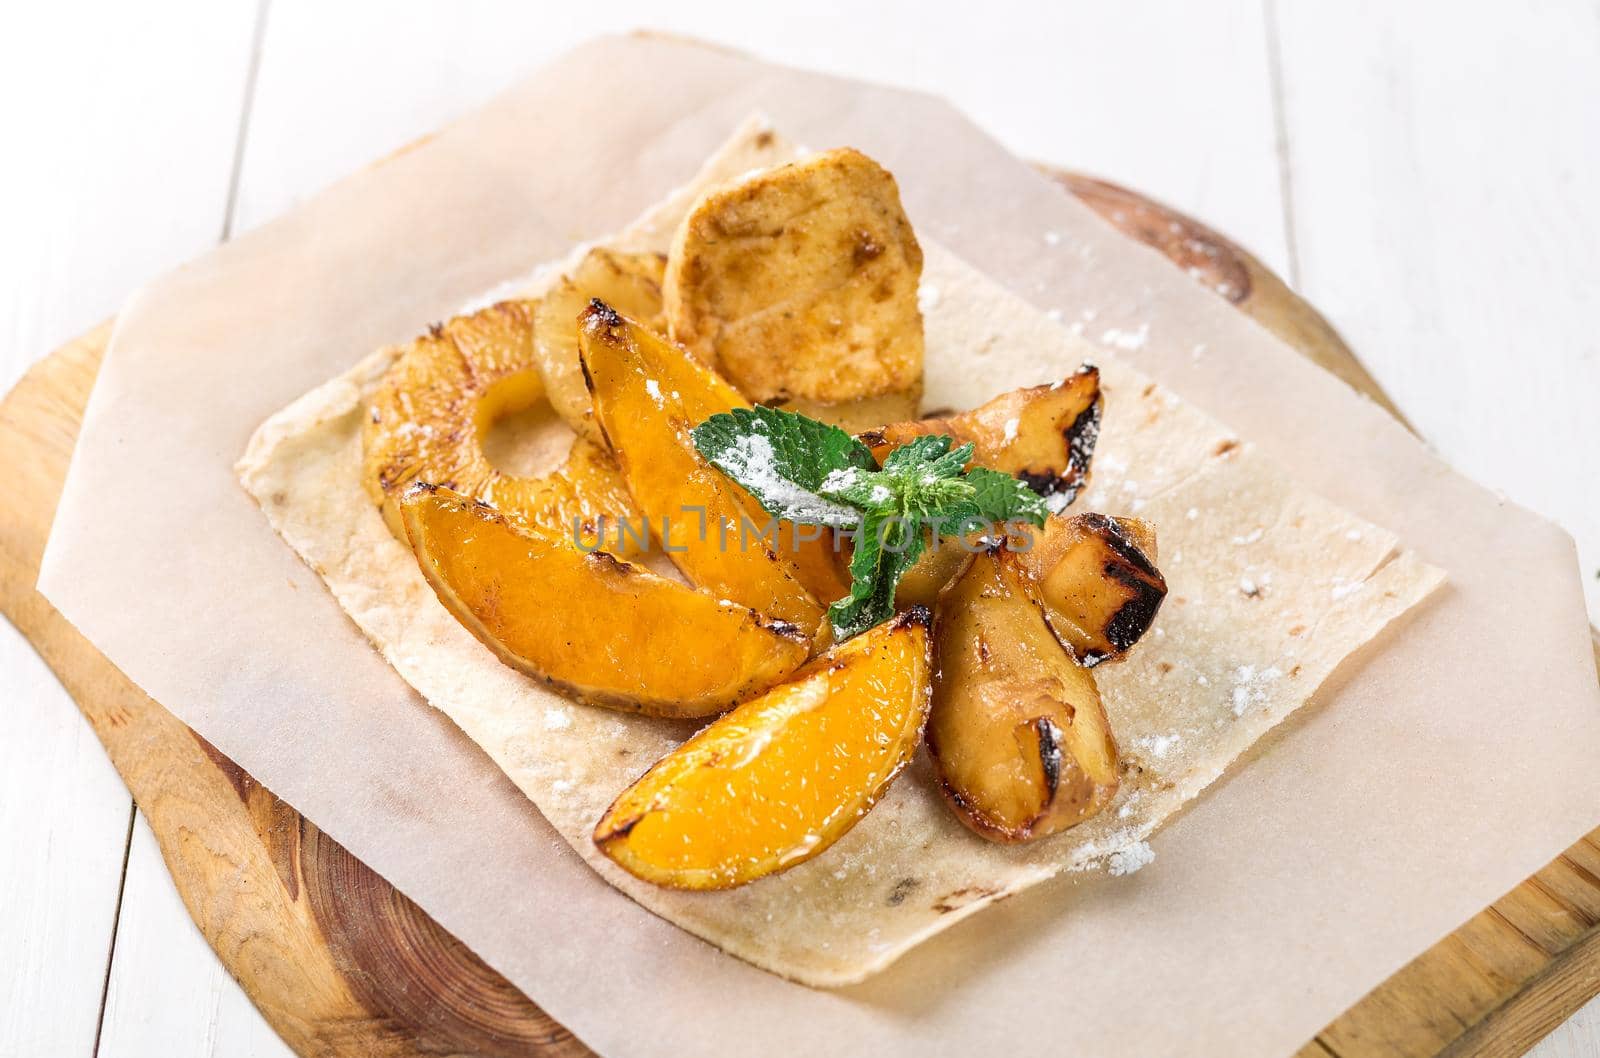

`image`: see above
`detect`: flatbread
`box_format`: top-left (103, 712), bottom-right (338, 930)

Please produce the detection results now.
top-left (238, 122), bottom-right (1443, 986)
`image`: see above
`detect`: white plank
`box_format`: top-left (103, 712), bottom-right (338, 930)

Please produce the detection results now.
top-left (232, 0), bottom-right (1288, 270)
top-left (66, 1), bottom-right (301, 1049)
top-left (1530, 991), bottom-right (1600, 1058)
top-left (0, 638), bottom-right (130, 1057)
top-left (0, 4), bottom-right (261, 1057)
top-left (0, 2), bottom-right (262, 382)
top-left (1274, 9), bottom-right (1600, 1044)
top-left (96, 819), bottom-right (295, 1058)
top-left (1273, 0), bottom-right (1600, 622)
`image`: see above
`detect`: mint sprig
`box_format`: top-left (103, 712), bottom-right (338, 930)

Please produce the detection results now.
top-left (688, 406), bottom-right (870, 529)
top-left (692, 407), bottom-right (1048, 640)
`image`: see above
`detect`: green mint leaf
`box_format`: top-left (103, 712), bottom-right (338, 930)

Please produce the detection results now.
top-left (694, 406), bottom-right (1053, 642)
top-left (816, 466), bottom-right (897, 512)
top-left (690, 406), bottom-right (875, 528)
top-left (962, 467), bottom-right (1050, 527)
top-left (697, 405), bottom-right (876, 487)
top-left (922, 440), bottom-right (976, 481)
top-left (881, 434), bottom-right (954, 473)
top-left (827, 512), bottom-right (929, 641)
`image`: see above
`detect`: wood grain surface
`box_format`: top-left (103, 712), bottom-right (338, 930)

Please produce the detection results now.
top-left (1, 175), bottom-right (1595, 1058)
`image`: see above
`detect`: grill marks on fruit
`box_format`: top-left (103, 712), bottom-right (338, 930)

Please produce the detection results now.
top-left (1084, 512), bottom-right (1160, 579)
top-left (1040, 397), bottom-right (1102, 504)
top-left (1036, 717), bottom-right (1063, 798)
top-left (586, 297), bottom-right (624, 329)
top-left (1103, 588), bottom-right (1165, 657)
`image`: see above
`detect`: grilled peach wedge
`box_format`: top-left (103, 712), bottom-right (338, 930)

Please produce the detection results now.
top-left (362, 300), bottom-right (642, 552)
top-left (531, 248), bottom-right (667, 443)
top-left (401, 484), bottom-right (809, 717)
top-left (665, 148), bottom-right (925, 433)
top-left (1016, 513), bottom-right (1167, 666)
top-left (862, 367), bottom-right (1102, 507)
top-left (594, 608), bottom-right (933, 890)
top-left (578, 301), bottom-right (842, 629)
top-left (928, 546), bottom-right (1120, 844)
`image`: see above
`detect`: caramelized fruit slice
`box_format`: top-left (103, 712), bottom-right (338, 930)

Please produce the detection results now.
top-left (1015, 513), bottom-right (1167, 666)
top-left (579, 300), bottom-right (846, 603)
top-left (862, 367), bottom-right (1102, 506)
top-left (929, 547), bottom-right (1120, 843)
top-left (665, 148), bottom-right (924, 431)
top-left (893, 534), bottom-right (981, 609)
top-left (578, 302), bottom-right (834, 632)
top-left (593, 609), bottom-right (932, 889)
top-left (362, 300), bottom-right (643, 551)
top-left (532, 249), bottom-right (667, 443)
top-left (864, 371), bottom-right (1109, 608)
top-left (401, 484), bottom-right (808, 717)
top-left (501, 436), bottom-right (647, 555)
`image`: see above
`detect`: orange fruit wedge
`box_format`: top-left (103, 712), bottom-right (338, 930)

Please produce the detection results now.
top-left (578, 302), bottom-right (842, 631)
top-left (593, 608), bottom-right (933, 889)
top-left (401, 483), bottom-right (809, 717)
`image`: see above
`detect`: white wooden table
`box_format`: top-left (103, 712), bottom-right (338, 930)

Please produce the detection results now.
top-left (3, 3), bottom-right (1597, 1055)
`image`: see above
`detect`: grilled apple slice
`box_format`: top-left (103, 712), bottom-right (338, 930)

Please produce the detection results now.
top-left (362, 299), bottom-right (643, 550)
top-left (892, 514), bottom-right (1165, 653)
top-left (594, 608), bottom-right (932, 889)
top-left (665, 148), bottom-right (924, 431)
top-left (876, 371), bottom-right (1106, 607)
top-left (1016, 513), bottom-right (1167, 666)
top-left (401, 484), bottom-right (808, 717)
top-left (929, 547), bottom-right (1119, 843)
top-left (579, 301), bottom-right (836, 631)
top-left (531, 248), bottom-right (667, 443)
top-left (893, 538), bottom-right (978, 609)
top-left (862, 367), bottom-right (1102, 506)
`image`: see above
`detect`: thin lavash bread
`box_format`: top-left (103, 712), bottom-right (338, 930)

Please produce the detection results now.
top-left (238, 119), bottom-right (1444, 986)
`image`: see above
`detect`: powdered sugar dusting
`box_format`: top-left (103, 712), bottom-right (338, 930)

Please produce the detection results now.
top-left (1229, 664), bottom-right (1284, 716)
top-left (1107, 841), bottom-right (1155, 876)
top-left (821, 468), bottom-right (858, 491)
top-left (1136, 733), bottom-right (1182, 759)
top-left (1330, 576), bottom-right (1364, 601)
top-left (720, 431), bottom-right (859, 526)
top-left (1100, 322), bottom-right (1150, 351)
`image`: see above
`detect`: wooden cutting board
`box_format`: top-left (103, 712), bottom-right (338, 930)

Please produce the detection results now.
top-left (2, 169), bottom-right (1597, 1058)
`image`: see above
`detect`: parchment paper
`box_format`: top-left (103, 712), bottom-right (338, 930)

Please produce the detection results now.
top-left (237, 212), bottom-right (1445, 982)
top-left (38, 34), bottom-right (1600, 1058)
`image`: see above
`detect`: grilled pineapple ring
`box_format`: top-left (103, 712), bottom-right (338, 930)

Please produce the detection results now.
top-left (531, 248), bottom-right (668, 443)
top-left (362, 299), bottom-right (642, 551)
